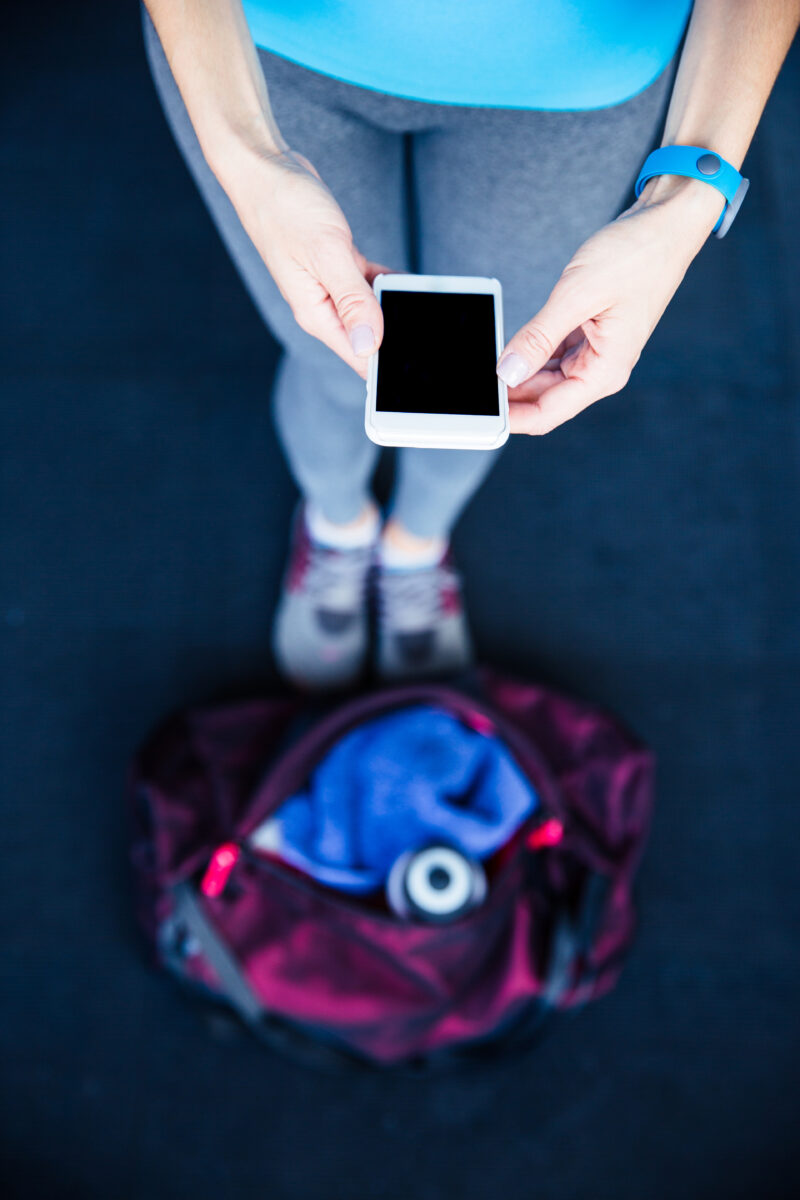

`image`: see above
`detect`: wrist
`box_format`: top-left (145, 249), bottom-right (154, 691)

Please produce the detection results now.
top-left (630, 171), bottom-right (725, 246)
top-left (204, 109), bottom-right (290, 189)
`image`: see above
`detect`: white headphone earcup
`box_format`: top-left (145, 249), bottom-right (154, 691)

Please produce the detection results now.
top-left (386, 845), bottom-right (487, 922)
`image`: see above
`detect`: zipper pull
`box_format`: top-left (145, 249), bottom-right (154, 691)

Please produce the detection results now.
top-left (463, 708), bottom-right (495, 736)
top-left (526, 817), bottom-right (564, 850)
top-left (200, 841), bottom-right (241, 898)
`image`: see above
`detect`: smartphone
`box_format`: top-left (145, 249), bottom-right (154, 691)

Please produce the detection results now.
top-left (364, 274), bottom-right (509, 450)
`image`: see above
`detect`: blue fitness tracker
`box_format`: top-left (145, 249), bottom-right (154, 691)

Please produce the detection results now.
top-left (634, 145), bottom-right (749, 239)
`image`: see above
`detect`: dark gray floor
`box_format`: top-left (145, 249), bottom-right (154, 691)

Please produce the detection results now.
top-left (2, 5), bottom-right (799, 1198)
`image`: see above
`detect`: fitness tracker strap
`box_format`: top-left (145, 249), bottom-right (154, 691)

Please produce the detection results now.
top-left (634, 145), bottom-right (749, 239)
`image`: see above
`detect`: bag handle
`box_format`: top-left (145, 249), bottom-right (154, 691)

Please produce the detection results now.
top-left (165, 881), bottom-right (360, 1072)
top-left (164, 863), bottom-right (609, 1075)
top-left (238, 677), bottom-right (567, 841)
top-left (167, 880), bottom-right (401, 1072)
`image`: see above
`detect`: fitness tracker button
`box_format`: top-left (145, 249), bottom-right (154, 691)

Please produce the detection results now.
top-left (696, 153), bottom-right (721, 176)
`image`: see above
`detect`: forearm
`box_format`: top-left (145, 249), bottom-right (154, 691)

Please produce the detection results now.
top-left (635, 0), bottom-right (800, 234)
top-left (664, 0), bottom-right (800, 165)
top-left (143, 0), bottom-right (288, 179)
top-left (500, 1), bottom-right (799, 432)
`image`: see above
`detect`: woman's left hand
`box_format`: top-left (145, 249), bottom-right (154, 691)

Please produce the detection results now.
top-left (496, 176), bottom-right (725, 435)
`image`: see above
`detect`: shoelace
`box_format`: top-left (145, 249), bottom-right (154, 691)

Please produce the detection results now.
top-left (303, 540), bottom-right (374, 608)
top-left (376, 562), bottom-right (453, 632)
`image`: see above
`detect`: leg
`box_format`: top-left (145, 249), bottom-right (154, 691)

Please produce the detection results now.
top-left (140, 6), bottom-right (412, 524)
top-left (388, 54), bottom-right (678, 541)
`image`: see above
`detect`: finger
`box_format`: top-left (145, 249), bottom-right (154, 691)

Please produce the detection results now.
top-left (506, 329), bottom-right (588, 395)
top-left (313, 241), bottom-right (386, 358)
top-left (297, 289), bottom-right (372, 380)
top-left (543, 328), bottom-right (581, 365)
top-left (351, 244), bottom-right (397, 282)
top-left (496, 278), bottom-right (595, 387)
top-left (508, 377), bottom-right (596, 435)
top-left (506, 367), bottom-right (566, 399)
top-left (361, 258), bottom-right (400, 287)
top-left (508, 354), bottom-right (630, 435)
top-left (547, 328), bottom-right (584, 365)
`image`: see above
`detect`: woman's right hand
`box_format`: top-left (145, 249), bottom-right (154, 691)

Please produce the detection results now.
top-left (224, 146), bottom-right (396, 381)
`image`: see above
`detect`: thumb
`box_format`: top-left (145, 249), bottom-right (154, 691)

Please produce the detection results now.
top-left (315, 242), bottom-right (385, 357)
top-left (497, 279), bottom-right (589, 387)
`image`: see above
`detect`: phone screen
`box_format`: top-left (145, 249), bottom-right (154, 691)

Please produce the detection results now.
top-left (376, 290), bottom-right (500, 416)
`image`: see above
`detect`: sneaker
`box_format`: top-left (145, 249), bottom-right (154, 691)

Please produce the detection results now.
top-left (373, 545), bottom-right (474, 682)
top-left (272, 504), bottom-right (374, 691)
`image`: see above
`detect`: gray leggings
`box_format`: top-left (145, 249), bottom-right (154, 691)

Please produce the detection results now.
top-left (142, 8), bottom-right (676, 538)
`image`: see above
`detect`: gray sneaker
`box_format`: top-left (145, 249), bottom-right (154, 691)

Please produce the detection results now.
top-left (374, 546), bottom-right (474, 682)
top-left (272, 504), bottom-right (374, 691)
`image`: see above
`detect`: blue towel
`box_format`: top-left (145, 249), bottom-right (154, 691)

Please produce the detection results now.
top-left (253, 705), bottom-right (538, 892)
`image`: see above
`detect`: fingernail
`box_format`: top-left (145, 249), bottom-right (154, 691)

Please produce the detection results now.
top-left (350, 324), bottom-right (375, 355)
top-left (497, 352), bottom-right (530, 387)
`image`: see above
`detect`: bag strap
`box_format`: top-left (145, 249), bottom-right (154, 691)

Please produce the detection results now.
top-left (164, 866), bottom-right (610, 1073)
top-left (169, 882), bottom-right (264, 1023)
top-left (542, 869), bottom-right (612, 1003)
top-left (167, 881), bottom-right (369, 1071)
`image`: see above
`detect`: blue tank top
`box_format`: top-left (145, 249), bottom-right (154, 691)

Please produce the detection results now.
top-left (242, 1), bottom-right (692, 110)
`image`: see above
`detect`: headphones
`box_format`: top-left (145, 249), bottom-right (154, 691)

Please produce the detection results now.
top-left (386, 843), bottom-right (488, 923)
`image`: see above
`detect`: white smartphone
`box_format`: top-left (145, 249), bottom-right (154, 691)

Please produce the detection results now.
top-left (364, 273), bottom-right (509, 450)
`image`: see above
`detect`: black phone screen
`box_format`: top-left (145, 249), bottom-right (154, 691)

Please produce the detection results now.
top-left (375, 290), bottom-right (500, 416)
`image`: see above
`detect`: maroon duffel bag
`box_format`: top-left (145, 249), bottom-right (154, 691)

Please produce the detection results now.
top-left (128, 665), bottom-right (654, 1073)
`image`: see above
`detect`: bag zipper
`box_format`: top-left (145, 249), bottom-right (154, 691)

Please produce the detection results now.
top-left (200, 686), bottom-right (568, 916)
top-left (239, 684), bottom-right (567, 838)
top-left (232, 835), bottom-right (528, 930)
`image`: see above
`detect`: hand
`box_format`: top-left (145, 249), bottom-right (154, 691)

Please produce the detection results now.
top-left (224, 146), bottom-right (396, 381)
top-left (496, 176), bottom-right (724, 434)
